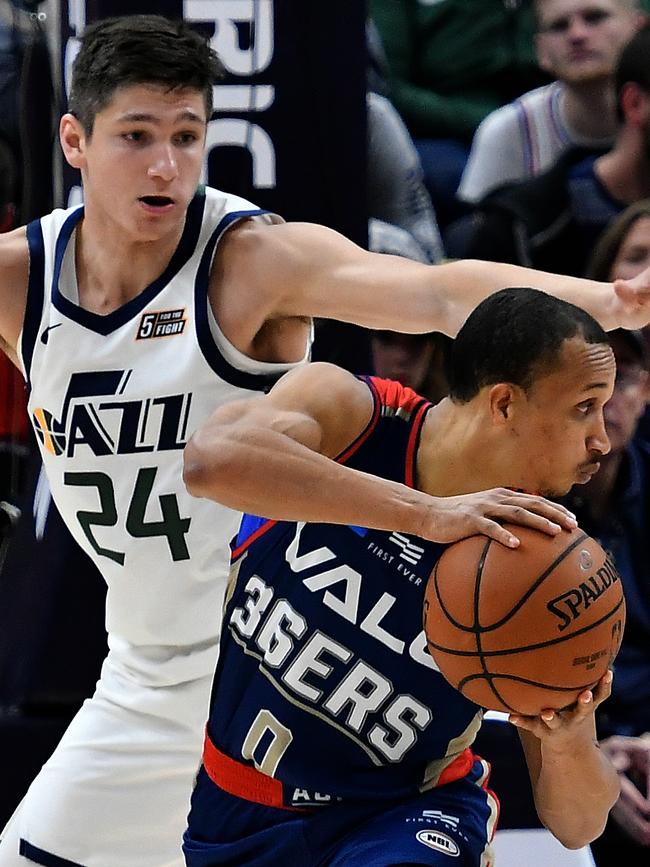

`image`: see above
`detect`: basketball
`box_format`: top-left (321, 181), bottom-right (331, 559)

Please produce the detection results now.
top-left (423, 526), bottom-right (626, 716)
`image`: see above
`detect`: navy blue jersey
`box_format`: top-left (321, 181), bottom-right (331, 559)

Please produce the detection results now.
top-left (204, 377), bottom-right (484, 806)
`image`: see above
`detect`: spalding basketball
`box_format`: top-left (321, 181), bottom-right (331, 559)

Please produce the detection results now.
top-left (423, 525), bottom-right (625, 716)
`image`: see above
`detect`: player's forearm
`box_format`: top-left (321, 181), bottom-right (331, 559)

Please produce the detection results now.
top-left (437, 260), bottom-right (617, 335)
top-left (184, 425), bottom-right (428, 534)
top-left (533, 737), bottom-right (620, 849)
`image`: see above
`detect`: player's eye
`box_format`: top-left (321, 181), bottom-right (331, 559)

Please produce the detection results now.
top-left (576, 401), bottom-right (595, 415)
top-left (123, 131), bottom-right (146, 143)
top-left (174, 132), bottom-right (199, 146)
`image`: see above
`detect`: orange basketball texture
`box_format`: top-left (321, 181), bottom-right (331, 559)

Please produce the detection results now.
top-left (423, 526), bottom-right (626, 716)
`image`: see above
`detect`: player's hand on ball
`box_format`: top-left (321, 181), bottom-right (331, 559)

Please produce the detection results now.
top-left (424, 488), bottom-right (578, 547)
top-left (508, 671), bottom-right (614, 744)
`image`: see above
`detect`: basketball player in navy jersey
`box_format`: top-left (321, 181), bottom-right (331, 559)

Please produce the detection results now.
top-left (183, 288), bottom-right (621, 865)
top-left (0, 14), bottom-right (639, 867)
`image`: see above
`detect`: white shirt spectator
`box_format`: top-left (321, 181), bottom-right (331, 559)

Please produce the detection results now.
top-left (458, 81), bottom-right (613, 203)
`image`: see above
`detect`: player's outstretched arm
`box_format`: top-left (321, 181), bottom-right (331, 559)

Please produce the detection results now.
top-left (0, 227), bottom-right (30, 367)
top-left (183, 363), bottom-right (577, 546)
top-left (219, 220), bottom-right (650, 339)
top-left (513, 672), bottom-right (620, 849)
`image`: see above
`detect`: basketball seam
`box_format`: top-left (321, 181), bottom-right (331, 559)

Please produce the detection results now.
top-left (426, 596), bottom-right (625, 657)
top-left (473, 538), bottom-right (509, 710)
top-left (428, 531), bottom-right (590, 634)
top-left (457, 672), bottom-right (600, 693)
top-left (479, 531), bottom-right (590, 632)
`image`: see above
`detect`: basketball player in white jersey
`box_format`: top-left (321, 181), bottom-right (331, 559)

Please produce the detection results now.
top-left (0, 14), bottom-right (648, 867)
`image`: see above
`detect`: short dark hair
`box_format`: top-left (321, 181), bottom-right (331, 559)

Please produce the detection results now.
top-left (447, 287), bottom-right (609, 403)
top-left (69, 15), bottom-right (224, 135)
top-left (615, 22), bottom-right (650, 119)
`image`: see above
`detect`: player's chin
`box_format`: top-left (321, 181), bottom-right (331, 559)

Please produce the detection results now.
top-left (133, 212), bottom-right (184, 241)
top-left (539, 480), bottom-right (573, 499)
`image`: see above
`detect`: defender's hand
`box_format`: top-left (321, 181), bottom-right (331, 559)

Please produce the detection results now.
top-left (421, 488), bottom-right (577, 548)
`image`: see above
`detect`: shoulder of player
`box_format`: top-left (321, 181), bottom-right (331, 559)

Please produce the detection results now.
top-left (214, 219), bottom-right (356, 286)
top-left (269, 363), bottom-right (375, 457)
top-left (271, 362), bottom-right (371, 411)
top-left (0, 226), bottom-right (29, 353)
top-left (0, 225), bottom-right (29, 269)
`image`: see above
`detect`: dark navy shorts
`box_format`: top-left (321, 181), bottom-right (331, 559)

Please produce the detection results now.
top-left (183, 759), bottom-right (498, 866)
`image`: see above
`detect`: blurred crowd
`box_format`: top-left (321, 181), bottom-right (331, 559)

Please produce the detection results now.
top-left (0, 2), bottom-right (649, 863)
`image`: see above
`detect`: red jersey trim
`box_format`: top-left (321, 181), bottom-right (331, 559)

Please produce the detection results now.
top-left (203, 730), bottom-right (310, 812)
top-left (405, 400), bottom-right (431, 489)
top-left (334, 377), bottom-right (382, 465)
top-left (231, 519), bottom-right (278, 561)
top-left (336, 377), bottom-right (431, 471)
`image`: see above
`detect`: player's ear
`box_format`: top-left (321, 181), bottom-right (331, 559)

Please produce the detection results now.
top-left (487, 383), bottom-right (518, 425)
top-left (60, 113), bottom-right (88, 169)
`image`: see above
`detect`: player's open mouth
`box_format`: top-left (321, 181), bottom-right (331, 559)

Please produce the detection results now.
top-left (138, 195), bottom-right (176, 211)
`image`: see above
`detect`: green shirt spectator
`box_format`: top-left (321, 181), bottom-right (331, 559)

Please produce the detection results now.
top-left (369, 0), bottom-right (546, 142)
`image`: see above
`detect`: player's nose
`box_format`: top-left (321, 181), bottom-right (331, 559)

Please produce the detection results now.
top-left (148, 144), bottom-right (178, 182)
top-left (588, 416), bottom-right (611, 457)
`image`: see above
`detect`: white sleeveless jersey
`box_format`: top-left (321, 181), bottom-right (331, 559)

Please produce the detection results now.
top-left (19, 187), bottom-right (309, 687)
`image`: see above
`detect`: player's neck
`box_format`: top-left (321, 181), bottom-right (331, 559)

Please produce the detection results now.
top-left (74, 211), bottom-right (185, 315)
top-left (415, 400), bottom-right (507, 496)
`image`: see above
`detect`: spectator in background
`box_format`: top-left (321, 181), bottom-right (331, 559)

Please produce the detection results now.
top-left (560, 327), bottom-right (650, 865)
top-left (560, 208), bottom-right (650, 864)
top-left (365, 19), bottom-right (444, 265)
top-left (369, 0), bottom-right (545, 227)
top-left (462, 23), bottom-right (650, 276)
top-left (459, 0), bottom-right (647, 204)
top-left (315, 89), bottom-right (447, 375)
top-left (367, 91), bottom-right (444, 267)
top-left (587, 198), bottom-right (650, 430)
top-left (370, 330), bottom-right (450, 406)
top-left (365, 77), bottom-right (449, 407)
top-left (315, 28), bottom-right (446, 376)
top-left (0, 136), bottom-right (27, 504)
top-left (0, 137), bottom-right (15, 231)
top-left (588, 197), bottom-right (650, 286)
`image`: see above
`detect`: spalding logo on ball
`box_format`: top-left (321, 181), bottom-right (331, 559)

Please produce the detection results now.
top-left (423, 525), bottom-right (625, 716)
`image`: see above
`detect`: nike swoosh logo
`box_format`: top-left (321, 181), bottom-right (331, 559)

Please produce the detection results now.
top-left (40, 323), bottom-right (62, 345)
